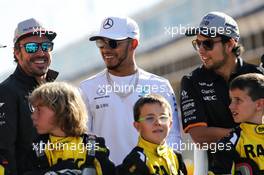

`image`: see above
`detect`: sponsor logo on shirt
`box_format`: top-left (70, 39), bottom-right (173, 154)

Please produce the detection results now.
top-left (0, 112), bottom-right (6, 126)
top-left (182, 102), bottom-right (194, 111)
top-left (198, 82), bottom-right (213, 87)
top-left (0, 103), bottom-right (4, 108)
top-left (255, 125), bottom-right (264, 134)
top-left (200, 86), bottom-right (217, 101)
top-left (94, 87), bottom-right (110, 100)
top-left (184, 116), bottom-right (197, 123)
top-left (181, 99), bottom-right (194, 105)
top-left (95, 103), bottom-right (109, 109)
top-left (96, 87), bottom-right (107, 96)
top-left (244, 144), bottom-right (264, 158)
top-left (201, 89), bottom-right (215, 94)
top-left (183, 109), bottom-right (196, 117)
top-left (203, 95), bottom-right (217, 101)
top-left (0, 102), bottom-right (6, 126)
top-left (181, 90), bottom-right (188, 100)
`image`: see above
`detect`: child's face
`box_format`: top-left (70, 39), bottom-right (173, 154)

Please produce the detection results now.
top-left (229, 88), bottom-right (262, 123)
top-left (134, 103), bottom-right (172, 145)
top-left (31, 104), bottom-right (61, 135)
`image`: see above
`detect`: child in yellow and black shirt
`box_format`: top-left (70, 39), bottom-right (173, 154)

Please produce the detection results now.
top-left (24, 82), bottom-right (115, 175)
top-left (118, 94), bottom-right (186, 175)
top-left (216, 73), bottom-right (264, 175)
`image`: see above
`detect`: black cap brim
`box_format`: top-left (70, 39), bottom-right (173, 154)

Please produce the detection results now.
top-left (89, 36), bottom-right (103, 41)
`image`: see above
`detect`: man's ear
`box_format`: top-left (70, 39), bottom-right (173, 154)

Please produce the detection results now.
top-left (131, 39), bottom-right (138, 49)
top-left (225, 38), bottom-right (236, 53)
top-left (14, 47), bottom-right (21, 61)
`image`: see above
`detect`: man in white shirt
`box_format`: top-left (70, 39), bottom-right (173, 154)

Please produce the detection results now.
top-left (80, 16), bottom-right (181, 165)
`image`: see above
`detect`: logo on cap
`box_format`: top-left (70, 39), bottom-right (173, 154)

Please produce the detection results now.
top-left (204, 15), bottom-right (214, 19)
top-left (204, 21), bottom-right (210, 26)
top-left (103, 18), bottom-right (114, 29)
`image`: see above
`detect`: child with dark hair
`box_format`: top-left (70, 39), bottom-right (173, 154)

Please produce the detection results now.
top-left (216, 73), bottom-right (264, 174)
top-left (118, 94), bottom-right (186, 175)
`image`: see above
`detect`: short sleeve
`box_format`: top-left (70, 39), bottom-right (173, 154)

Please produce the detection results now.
top-left (180, 76), bottom-right (207, 133)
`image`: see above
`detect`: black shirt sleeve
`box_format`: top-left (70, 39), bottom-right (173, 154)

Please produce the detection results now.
top-left (0, 84), bottom-right (18, 174)
top-left (180, 75), bottom-right (208, 132)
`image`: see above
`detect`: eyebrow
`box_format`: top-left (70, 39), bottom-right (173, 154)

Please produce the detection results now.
top-left (144, 113), bottom-right (167, 116)
top-left (143, 113), bottom-right (155, 116)
top-left (232, 97), bottom-right (242, 101)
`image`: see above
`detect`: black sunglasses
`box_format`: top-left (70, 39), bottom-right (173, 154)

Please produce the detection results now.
top-left (192, 39), bottom-right (222, 51)
top-left (95, 39), bottom-right (131, 49)
top-left (20, 42), bottom-right (54, 53)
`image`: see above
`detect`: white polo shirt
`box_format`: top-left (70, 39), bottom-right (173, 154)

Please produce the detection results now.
top-left (79, 68), bottom-right (181, 165)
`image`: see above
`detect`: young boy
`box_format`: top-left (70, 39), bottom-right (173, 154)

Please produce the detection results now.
top-left (24, 82), bottom-right (116, 175)
top-left (217, 73), bottom-right (264, 174)
top-left (118, 94), bottom-right (186, 175)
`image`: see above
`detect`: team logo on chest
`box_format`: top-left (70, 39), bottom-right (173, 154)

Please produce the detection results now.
top-left (96, 86), bottom-right (107, 96)
top-left (255, 125), bottom-right (264, 134)
top-left (199, 82), bottom-right (217, 101)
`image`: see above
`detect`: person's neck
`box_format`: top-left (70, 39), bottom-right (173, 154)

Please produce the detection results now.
top-left (214, 55), bottom-right (237, 81)
top-left (19, 65), bottom-right (48, 84)
top-left (247, 118), bottom-right (263, 125)
top-left (51, 129), bottom-right (67, 137)
top-left (249, 112), bottom-right (264, 125)
top-left (108, 64), bottom-right (138, 77)
top-left (35, 74), bottom-right (47, 84)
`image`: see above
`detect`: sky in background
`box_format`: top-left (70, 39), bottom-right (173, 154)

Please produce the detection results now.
top-left (0, 0), bottom-right (162, 75)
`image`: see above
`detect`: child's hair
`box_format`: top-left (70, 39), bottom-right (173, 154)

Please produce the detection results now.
top-left (29, 82), bottom-right (87, 136)
top-left (230, 73), bottom-right (264, 101)
top-left (133, 94), bottom-right (172, 121)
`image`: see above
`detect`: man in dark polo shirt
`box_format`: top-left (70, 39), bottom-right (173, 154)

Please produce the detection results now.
top-left (180, 11), bottom-right (263, 174)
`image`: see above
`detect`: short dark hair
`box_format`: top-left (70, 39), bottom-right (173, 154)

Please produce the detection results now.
top-left (220, 35), bottom-right (244, 57)
top-left (13, 42), bottom-right (21, 63)
top-left (230, 73), bottom-right (264, 101)
top-left (133, 94), bottom-right (172, 122)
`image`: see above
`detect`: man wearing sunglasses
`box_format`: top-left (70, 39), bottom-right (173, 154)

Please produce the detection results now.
top-left (80, 16), bottom-right (181, 166)
top-left (180, 12), bottom-right (263, 174)
top-left (0, 18), bottom-right (58, 175)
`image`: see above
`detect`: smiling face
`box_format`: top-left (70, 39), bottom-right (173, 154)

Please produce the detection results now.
top-left (229, 88), bottom-right (262, 123)
top-left (196, 34), bottom-right (229, 71)
top-left (134, 103), bottom-right (172, 145)
top-left (14, 35), bottom-right (52, 77)
top-left (97, 37), bottom-right (133, 71)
